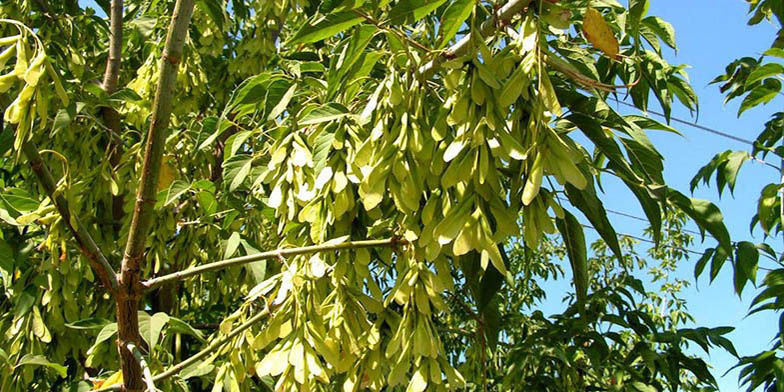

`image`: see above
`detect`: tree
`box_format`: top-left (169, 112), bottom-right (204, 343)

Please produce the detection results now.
top-left (0, 0), bottom-right (738, 391)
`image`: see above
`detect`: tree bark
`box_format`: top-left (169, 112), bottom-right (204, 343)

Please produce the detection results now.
top-left (116, 1), bottom-right (195, 390)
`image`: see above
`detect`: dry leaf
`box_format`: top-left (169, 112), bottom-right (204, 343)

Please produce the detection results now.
top-left (583, 8), bottom-right (620, 58)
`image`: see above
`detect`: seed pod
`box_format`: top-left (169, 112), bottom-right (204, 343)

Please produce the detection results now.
top-left (14, 39), bottom-right (28, 78)
top-left (0, 35), bottom-right (20, 46)
top-left (24, 52), bottom-right (46, 86)
top-left (0, 72), bottom-right (15, 93)
top-left (0, 44), bottom-right (16, 69)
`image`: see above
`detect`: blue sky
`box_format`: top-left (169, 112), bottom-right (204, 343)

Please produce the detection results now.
top-left (77, 0), bottom-right (780, 389)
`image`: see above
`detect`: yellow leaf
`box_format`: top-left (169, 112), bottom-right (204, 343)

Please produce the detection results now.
top-left (93, 371), bottom-right (123, 390)
top-left (583, 8), bottom-right (619, 58)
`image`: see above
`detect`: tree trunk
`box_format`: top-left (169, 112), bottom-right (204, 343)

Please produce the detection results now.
top-left (115, 1), bottom-right (195, 390)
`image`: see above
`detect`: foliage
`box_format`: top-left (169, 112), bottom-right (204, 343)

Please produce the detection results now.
top-left (0, 0), bottom-right (740, 391)
top-left (689, 1), bottom-right (784, 390)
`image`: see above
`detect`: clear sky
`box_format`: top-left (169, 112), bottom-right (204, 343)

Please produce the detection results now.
top-left (76, 0), bottom-right (780, 390)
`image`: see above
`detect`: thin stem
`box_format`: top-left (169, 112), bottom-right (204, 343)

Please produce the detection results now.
top-left (142, 237), bottom-right (405, 290)
top-left (21, 141), bottom-right (118, 292)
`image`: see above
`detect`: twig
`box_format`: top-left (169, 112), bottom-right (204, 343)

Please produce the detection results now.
top-left (142, 237), bottom-right (405, 290)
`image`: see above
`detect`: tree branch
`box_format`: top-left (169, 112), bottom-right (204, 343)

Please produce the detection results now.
top-left (142, 237), bottom-right (405, 290)
top-left (121, 0), bottom-right (194, 274)
top-left (100, 0), bottom-right (126, 235)
top-left (21, 141), bottom-right (118, 292)
top-left (116, 1), bottom-right (195, 390)
top-left (127, 343), bottom-right (156, 392)
top-left (101, 0), bottom-right (123, 94)
top-left (418, 0), bottom-right (533, 78)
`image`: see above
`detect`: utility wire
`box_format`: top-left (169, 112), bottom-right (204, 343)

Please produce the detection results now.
top-left (554, 195), bottom-right (784, 259)
top-left (609, 98), bottom-right (780, 170)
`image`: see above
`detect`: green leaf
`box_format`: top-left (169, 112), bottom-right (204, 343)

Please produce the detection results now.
top-left (668, 189), bottom-right (732, 254)
top-left (229, 156), bottom-right (253, 191)
top-left (181, 358), bottom-right (215, 380)
top-left (734, 241), bottom-right (759, 295)
top-left (642, 16), bottom-right (676, 50)
top-left (764, 48), bottom-right (784, 59)
top-left (290, 12), bottom-right (364, 44)
top-left (138, 311), bottom-right (170, 350)
top-left (224, 131), bottom-right (252, 160)
top-left (623, 181), bottom-right (663, 245)
top-left (53, 108), bottom-right (74, 132)
top-left (694, 248), bottom-right (714, 280)
top-left (14, 354), bottom-right (67, 378)
top-left (628, 0), bottom-right (650, 39)
top-left (109, 88), bottom-right (143, 104)
top-left (168, 317), bottom-right (206, 342)
top-left (739, 78), bottom-right (782, 116)
top-left (0, 238), bottom-right (12, 288)
top-left (388, 0), bottom-right (447, 25)
top-left (91, 322), bottom-right (118, 348)
top-left (299, 103), bottom-right (349, 125)
top-left (745, 63), bottom-right (784, 87)
top-left (556, 210), bottom-right (589, 310)
top-left (709, 244), bottom-right (729, 282)
top-left (267, 83), bottom-right (297, 121)
top-left (565, 179), bottom-right (623, 261)
top-left (1, 190), bottom-right (39, 213)
top-left (224, 232), bottom-right (241, 259)
top-left (196, 191), bottom-right (218, 215)
top-left (723, 150), bottom-right (750, 194)
top-left (223, 154), bottom-right (253, 191)
top-left (437, 0), bottom-right (473, 49)
top-left (158, 180), bottom-right (191, 208)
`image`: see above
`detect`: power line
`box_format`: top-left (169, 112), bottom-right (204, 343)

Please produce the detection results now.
top-left (609, 98), bottom-right (754, 145)
top-left (609, 98), bottom-right (780, 170)
top-left (555, 195), bottom-right (706, 238)
top-left (553, 195), bottom-right (784, 259)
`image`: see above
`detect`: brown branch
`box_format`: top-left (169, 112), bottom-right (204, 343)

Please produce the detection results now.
top-left (116, 1), bottom-right (195, 390)
top-left (21, 142), bottom-right (118, 292)
top-left (142, 237), bottom-right (405, 290)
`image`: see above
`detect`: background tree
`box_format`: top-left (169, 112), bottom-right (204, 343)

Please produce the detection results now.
top-left (0, 0), bottom-right (740, 391)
